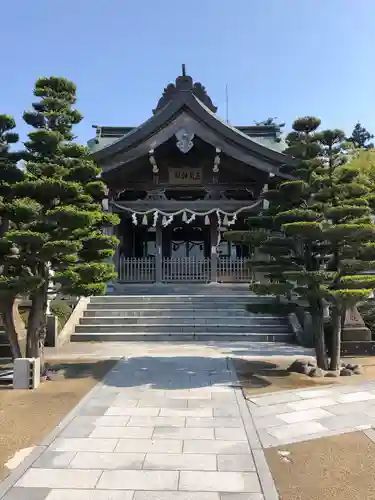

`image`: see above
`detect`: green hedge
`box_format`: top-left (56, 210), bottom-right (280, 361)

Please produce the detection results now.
top-left (50, 299), bottom-right (75, 332)
top-left (19, 298), bottom-right (75, 333)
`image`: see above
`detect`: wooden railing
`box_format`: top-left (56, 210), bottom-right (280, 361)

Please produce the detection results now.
top-left (117, 257), bottom-right (253, 283)
top-left (162, 258), bottom-right (211, 282)
top-left (218, 257), bottom-right (253, 282)
top-left (118, 257), bottom-right (156, 282)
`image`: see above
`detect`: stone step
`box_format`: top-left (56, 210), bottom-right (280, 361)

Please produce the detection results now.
top-left (79, 316), bottom-right (288, 326)
top-left (90, 295), bottom-right (273, 303)
top-left (71, 331), bottom-right (294, 342)
top-left (74, 323), bottom-right (291, 334)
top-left (0, 344), bottom-right (12, 358)
top-left (83, 309), bottom-right (284, 318)
top-left (71, 292), bottom-right (294, 346)
top-left (87, 302), bottom-right (266, 310)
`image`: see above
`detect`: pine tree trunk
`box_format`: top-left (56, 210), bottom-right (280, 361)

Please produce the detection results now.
top-left (1, 296), bottom-right (22, 359)
top-left (0, 217), bottom-right (9, 239)
top-left (26, 281), bottom-right (48, 374)
top-left (312, 310), bottom-right (328, 370)
top-left (26, 292), bottom-right (42, 359)
top-left (329, 305), bottom-right (342, 371)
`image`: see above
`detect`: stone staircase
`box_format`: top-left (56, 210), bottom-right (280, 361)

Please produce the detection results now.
top-left (71, 294), bottom-right (295, 343)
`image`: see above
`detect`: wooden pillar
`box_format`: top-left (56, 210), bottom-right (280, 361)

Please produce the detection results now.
top-left (155, 221), bottom-right (162, 282)
top-left (113, 220), bottom-right (120, 277)
top-left (210, 214), bottom-right (218, 283)
top-left (103, 199), bottom-right (119, 286)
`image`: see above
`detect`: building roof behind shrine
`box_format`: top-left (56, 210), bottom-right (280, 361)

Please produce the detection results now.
top-left (88, 65), bottom-right (294, 175)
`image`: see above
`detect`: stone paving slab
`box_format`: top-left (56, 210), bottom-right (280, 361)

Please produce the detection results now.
top-left (15, 468), bottom-right (102, 489)
top-left (134, 493), bottom-right (220, 500)
top-left (248, 379), bottom-right (375, 448)
top-left (179, 471), bottom-right (261, 493)
top-left (49, 490), bottom-right (134, 499)
top-left (96, 470), bottom-right (179, 490)
top-left (143, 453), bottom-right (217, 471)
top-left (1, 354), bottom-right (279, 500)
top-left (69, 451), bottom-right (146, 469)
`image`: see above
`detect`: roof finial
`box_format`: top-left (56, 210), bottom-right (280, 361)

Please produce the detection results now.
top-left (181, 64), bottom-right (186, 77)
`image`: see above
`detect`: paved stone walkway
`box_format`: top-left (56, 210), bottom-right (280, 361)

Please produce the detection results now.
top-left (0, 355), bottom-right (278, 500)
top-left (248, 381), bottom-right (375, 448)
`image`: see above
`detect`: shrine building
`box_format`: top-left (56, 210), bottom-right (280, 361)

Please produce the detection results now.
top-left (89, 66), bottom-right (295, 285)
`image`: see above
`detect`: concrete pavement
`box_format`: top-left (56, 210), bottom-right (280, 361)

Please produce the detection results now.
top-left (0, 350), bottom-right (280, 500)
top-left (248, 381), bottom-right (375, 448)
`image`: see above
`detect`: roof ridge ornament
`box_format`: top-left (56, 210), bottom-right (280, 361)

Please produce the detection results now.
top-left (153, 66), bottom-right (218, 114)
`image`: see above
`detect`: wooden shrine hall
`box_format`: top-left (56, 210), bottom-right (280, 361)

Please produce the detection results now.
top-left (89, 66), bottom-right (295, 284)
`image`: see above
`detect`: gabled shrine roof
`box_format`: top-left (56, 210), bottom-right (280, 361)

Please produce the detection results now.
top-left (89, 69), bottom-right (296, 175)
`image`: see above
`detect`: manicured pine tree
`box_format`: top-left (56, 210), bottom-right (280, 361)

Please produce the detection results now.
top-left (5, 77), bottom-right (119, 362)
top-left (0, 115), bottom-right (30, 358)
top-left (227, 117), bottom-right (330, 369)
top-left (228, 118), bottom-right (375, 373)
top-left (275, 127), bottom-right (375, 372)
top-left (262, 117), bottom-right (332, 369)
top-left (313, 130), bottom-right (375, 370)
top-left (0, 116), bottom-right (44, 359)
top-left (0, 116), bottom-right (22, 236)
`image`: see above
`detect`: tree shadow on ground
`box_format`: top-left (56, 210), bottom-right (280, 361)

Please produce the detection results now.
top-left (0, 359), bottom-right (117, 391)
top-left (47, 359), bottom-right (116, 380)
top-left (214, 341), bottom-right (315, 358)
top-left (98, 355), bottom-right (243, 390)
top-left (88, 355), bottom-right (329, 394)
top-left (233, 358), bottom-right (291, 390)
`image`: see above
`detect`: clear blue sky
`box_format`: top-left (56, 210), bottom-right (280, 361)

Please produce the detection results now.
top-left (2, 0), bottom-right (374, 145)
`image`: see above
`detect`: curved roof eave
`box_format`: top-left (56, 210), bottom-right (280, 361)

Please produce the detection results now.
top-left (91, 92), bottom-right (297, 167)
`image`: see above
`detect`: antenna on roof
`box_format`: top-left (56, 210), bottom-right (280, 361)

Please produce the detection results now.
top-left (225, 84), bottom-right (229, 123)
top-left (181, 64), bottom-right (186, 76)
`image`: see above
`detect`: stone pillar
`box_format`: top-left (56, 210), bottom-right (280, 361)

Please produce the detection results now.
top-left (45, 314), bottom-right (58, 347)
top-left (155, 221), bottom-right (162, 283)
top-left (342, 305), bottom-right (371, 341)
top-left (210, 214), bottom-right (218, 283)
top-left (14, 298), bottom-right (26, 340)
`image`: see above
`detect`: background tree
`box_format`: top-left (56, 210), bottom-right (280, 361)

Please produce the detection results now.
top-left (347, 122), bottom-right (374, 149)
top-left (5, 77), bottom-right (119, 363)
